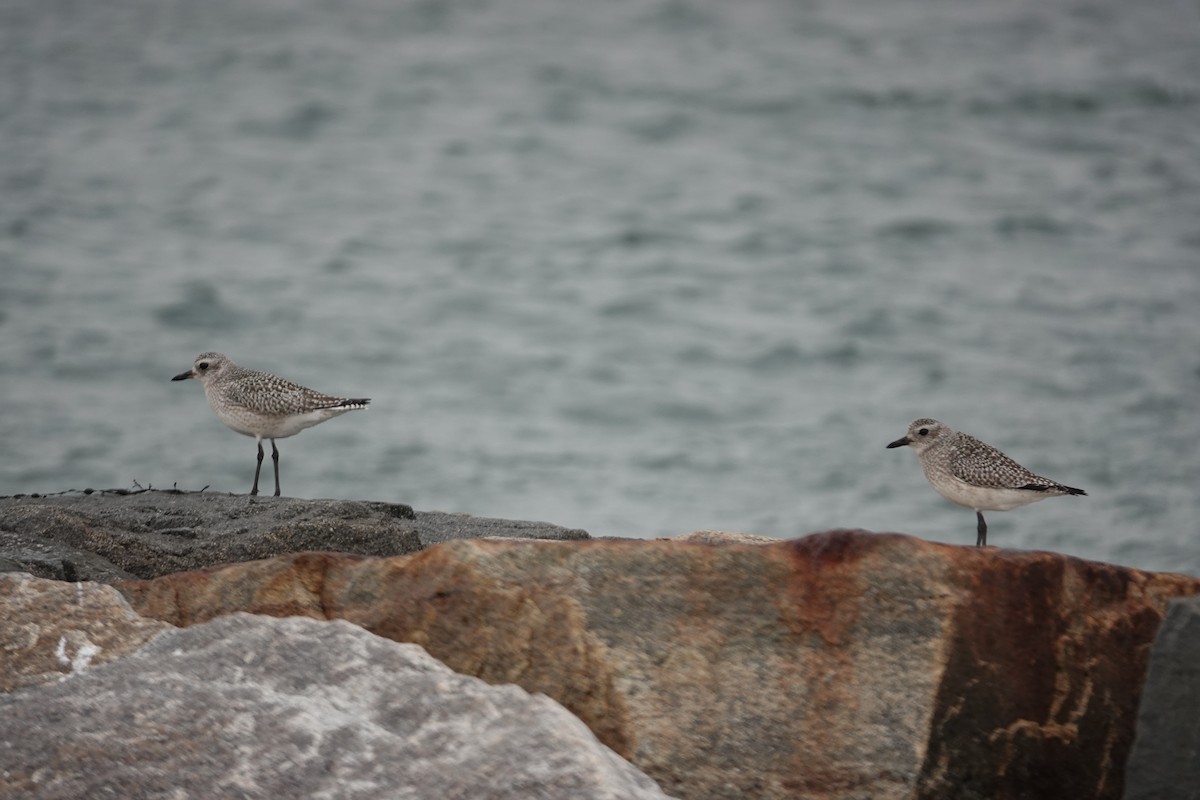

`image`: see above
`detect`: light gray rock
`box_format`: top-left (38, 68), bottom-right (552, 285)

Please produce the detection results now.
top-left (0, 490), bottom-right (589, 581)
top-left (669, 529), bottom-right (779, 545)
top-left (1124, 596), bottom-right (1200, 800)
top-left (413, 509), bottom-right (590, 547)
top-left (0, 612), bottom-right (673, 800)
top-left (0, 572), bottom-right (173, 692)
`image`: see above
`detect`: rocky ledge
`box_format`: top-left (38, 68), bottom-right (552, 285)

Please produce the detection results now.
top-left (1, 492), bottom-right (1198, 800)
top-left (0, 489), bottom-right (587, 581)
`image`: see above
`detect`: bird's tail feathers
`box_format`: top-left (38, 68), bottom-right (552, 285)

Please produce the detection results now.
top-left (326, 398), bottom-right (370, 410)
top-left (1018, 482), bottom-right (1087, 496)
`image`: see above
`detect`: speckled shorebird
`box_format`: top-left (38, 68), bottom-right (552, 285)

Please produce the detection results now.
top-left (172, 352), bottom-right (369, 497)
top-left (886, 418), bottom-right (1086, 546)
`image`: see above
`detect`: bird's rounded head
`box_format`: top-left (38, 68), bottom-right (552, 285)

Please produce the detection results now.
top-left (171, 352), bottom-right (234, 385)
top-left (886, 418), bottom-right (951, 454)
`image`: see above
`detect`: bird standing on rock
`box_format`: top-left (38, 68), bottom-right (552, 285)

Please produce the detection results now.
top-left (886, 418), bottom-right (1086, 546)
top-left (172, 352), bottom-right (370, 497)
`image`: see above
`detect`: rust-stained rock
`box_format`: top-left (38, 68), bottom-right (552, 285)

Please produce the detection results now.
top-left (117, 531), bottom-right (1200, 800)
top-left (0, 573), bottom-right (172, 691)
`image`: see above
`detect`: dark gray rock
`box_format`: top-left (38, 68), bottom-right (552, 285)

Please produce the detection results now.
top-left (0, 490), bottom-right (589, 582)
top-left (1124, 596), bottom-right (1200, 800)
top-left (0, 613), bottom-right (673, 800)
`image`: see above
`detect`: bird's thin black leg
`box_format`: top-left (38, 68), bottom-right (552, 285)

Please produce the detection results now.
top-left (976, 511), bottom-right (987, 547)
top-left (251, 440), bottom-right (264, 496)
top-left (271, 439), bottom-right (281, 497)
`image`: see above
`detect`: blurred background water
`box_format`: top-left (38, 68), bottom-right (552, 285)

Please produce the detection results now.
top-left (1, 0), bottom-right (1198, 574)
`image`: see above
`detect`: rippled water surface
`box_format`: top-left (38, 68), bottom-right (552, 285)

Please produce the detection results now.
top-left (2, 0), bottom-right (1199, 573)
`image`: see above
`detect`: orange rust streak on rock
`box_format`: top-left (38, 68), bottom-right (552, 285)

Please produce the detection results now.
top-left (781, 529), bottom-right (894, 646)
top-left (917, 543), bottom-right (1200, 800)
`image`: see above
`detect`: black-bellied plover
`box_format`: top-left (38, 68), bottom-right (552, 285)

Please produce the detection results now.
top-left (171, 352), bottom-right (370, 497)
top-left (886, 418), bottom-right (1086, 546)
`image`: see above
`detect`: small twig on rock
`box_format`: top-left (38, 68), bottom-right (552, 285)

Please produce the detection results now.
top-left (1, 484), bottom-right (222, 499)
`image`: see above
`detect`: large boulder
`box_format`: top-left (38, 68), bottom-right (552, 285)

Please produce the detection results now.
top-left (0, 490), bottom-right (588, 581)
top-left (0, 612), bottom-right (674, 800)
top-left (117, 530), bottom-right (1200, 800)
top-left (0, 572), bottom-right (172, 691)
top-left (1123, 595), bottom-right (1200, 800)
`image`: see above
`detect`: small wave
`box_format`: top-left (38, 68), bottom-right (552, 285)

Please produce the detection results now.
top-left (828, 88), bottom-right (950, 111)
top-left (971, 89), bottom-right (1100, 115)
top-left (323, 236), bottom-right (389, 274)
top-left (677, 344), bottom-right (719, 366)
top-left (624, 111), bottom-right (695, 143)
top-left (967, 81), bottom-right (1195, 117)
top-left (557, 402), bottom-right (635, 427)
top-left (730, 227), bottom-right (808, 256)
top-left (638, 0), bottom-right (718, 32)
top-left (155, 280), bottom-right (245, 331)
top-left (994, 214), bottom-right (1076, 238)
top-left (1126, 81), bottom-right (1196, 108)
top-left (1112, 491), bottom-right (1169, 521)
top-left (599, 295), bottom-right (659, 318)
top-left (1122, 392), bottom-right (1186, 417)
top-left (815, 341), bottom-right (861, 366)
top-left (748, 342), bottom-right (807, 370)
top-left (611, 227), bottom-right (683, 249)
top-left (875, 218), bottom-right (957, 242)
top-left (377, 442), bottom-right (431, 471)
top-left (238, 100), bottom-right (339, 141)
top-left (653, 401), bottom-right (722, 423)
top-left (841, 309), bottom-right (897, 339)
top-left (634, 449), bottom-right (737, 474)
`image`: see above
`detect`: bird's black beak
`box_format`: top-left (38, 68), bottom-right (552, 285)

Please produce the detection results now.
top-left (171, 369), bottom-right (194, 382)
top-left (886, 436), bottom-right (911, 449)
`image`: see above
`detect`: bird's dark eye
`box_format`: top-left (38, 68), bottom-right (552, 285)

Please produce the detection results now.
top-left (198, 362), bottom-right (209, 370)
top-left (918, 428), bottom-right (929, 436)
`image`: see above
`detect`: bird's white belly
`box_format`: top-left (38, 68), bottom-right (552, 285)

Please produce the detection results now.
top-left (213, 405), bottom-right (349, 440)
top-left (924, 470), bottom-right (1046, 512)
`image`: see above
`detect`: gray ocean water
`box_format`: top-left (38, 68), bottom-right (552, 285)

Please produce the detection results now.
top-left (2, 0), bottom-right (1199, 574)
